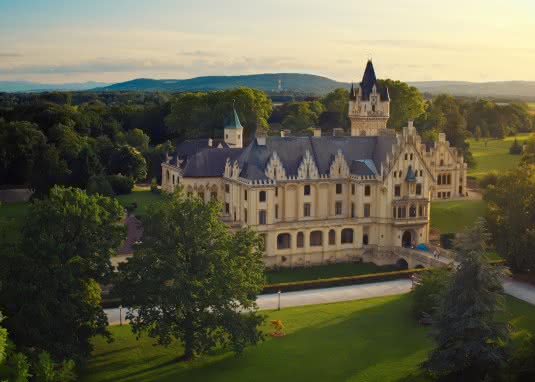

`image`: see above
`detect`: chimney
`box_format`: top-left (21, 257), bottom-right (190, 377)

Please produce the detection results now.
top-left (256, 133), bottom-right (267, 146)
top-left (408, 120), bottom-right (414, 128)
top-left (208, 138), bottom-right (213, 147)
top-left (280, 129), bottom-right (291, 137)
top-left (313, 128), bottom-right (321, 137)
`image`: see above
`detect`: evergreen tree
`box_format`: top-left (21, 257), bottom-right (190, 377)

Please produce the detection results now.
top-left (423, 219), bottom-right (510, 381)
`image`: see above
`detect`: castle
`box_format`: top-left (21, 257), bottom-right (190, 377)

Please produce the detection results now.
top-left (161, 61), bottom-right (467, 267)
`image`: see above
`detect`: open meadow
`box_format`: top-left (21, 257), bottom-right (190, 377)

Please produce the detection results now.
top-left (81, 294), bottom-right (535, 382)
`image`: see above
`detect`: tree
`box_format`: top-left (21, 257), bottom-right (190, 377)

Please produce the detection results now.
top-left (117, 190), bottom-right (265, 360)
top-left (109, 145), bottom-right (147, 181)
top-left (509, 138), bottom-right (522, 155)
top-left (126, 128), bottom-right (150, 153)
top-left (0, 186), bottom-right (125, 361)
top-left (485, 165), bottom-right (535, 272)
top-left (281, 102), bottom-right (322, 133)
top-left (378, 79), bottom-right (425, 129)
top-left (474, 126), bottom-right (482, 141)
top-left (521, 137), bottom-right (535, 165)
top-left (411, 267), bottom-right (451, 320)
top-left (423, 220), bottom-right (510, 381)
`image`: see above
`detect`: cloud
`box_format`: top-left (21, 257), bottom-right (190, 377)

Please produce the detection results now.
top-left (336, 39), bottom-right (470, 52)
top-left (0, 52), bottom-right (22, 57)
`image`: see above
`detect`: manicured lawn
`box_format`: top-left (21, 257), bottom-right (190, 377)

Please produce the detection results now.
top-left (82, 294), bottom-right (535, 382)
top-left (430, 199), bottom-right (486, 233)
top-left (0, 202), bottom-right (29, 247)
top-left (527, 102), bottom-right (535, 115)
top-left (115, 188), bottom-right (163, 218)
top-left (467, 133), bottom-right (533, 179)
top-left (266, 262), bottom-right (398, 284)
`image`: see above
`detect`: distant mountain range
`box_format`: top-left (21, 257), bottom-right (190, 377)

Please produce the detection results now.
top-left (0, 81), bottom-right (110, 93)
top-left (2, 75), bottom-right (535, 100)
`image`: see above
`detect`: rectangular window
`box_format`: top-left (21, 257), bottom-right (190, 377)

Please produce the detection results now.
top-left (336, 183), bottom-right (342, 194)
top-left (244, 208), bottom-right (248, 223)
top-left (394, 185), bottom-right (401, 197)
top-left (351, 184), bottom-right (355, 195)
top-left (225, 184), bottom-right (230, 193)
top-left (275, 187), bottom-right (279, 197)
top-left (418, 205), bottom-right (423, 217)
top-left (259, 191), bottom-right (266, 202)
top-left (225, 203), bottom-right (230, 214)
top-left (275, 204), bottom-right (279, 219)
top-left (335, 201), bottom-right (342, 215)
top-left (351, 203), bottom-right (355, 218)
top-left (244, 190), bottom-right (247, 200)
top-left (416, 184), bottom-right (422, 195)
top-left (304, 185), bottom-right (311, 195)
top-left (363, 203), bottom-right (371, 218)
top-left (304, 203), bottom-right (311, 217)
top-left (364, 185), bottom-right (371, 196)
top-left (393, 207), bottom-right (396, 218)
top-left (258, 210), bottom-right (266, 225)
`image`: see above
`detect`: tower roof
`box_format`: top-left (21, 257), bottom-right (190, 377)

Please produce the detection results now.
top-left (358, 60), bottom-right (390, 101)
top-left (224, 101), bottom-right (243, 130)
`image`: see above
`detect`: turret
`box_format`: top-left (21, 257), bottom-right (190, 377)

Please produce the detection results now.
top-left (224, 100), bottom-right (244, 148)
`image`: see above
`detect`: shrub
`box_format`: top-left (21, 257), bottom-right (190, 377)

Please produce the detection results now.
top-left (106, 175), bottom-right (134, 195)
top-left (510, 138), bottom-right (523, 155)
top-left (411, 267), bottom-right (451, 319)
top-left (479, 171), bottom-right (498, 189)
top-left (86, 175), bottom-right (115, 197)
top-left (150, 178), bottom-right (160, 194)
top-left (440, 233), bottom-right (456, 249)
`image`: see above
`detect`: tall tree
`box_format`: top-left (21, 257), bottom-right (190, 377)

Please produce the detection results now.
top-left (378, 79), bottom-right (425, 129)
top-left (109, 145), bottom-right (147, 181)
top-left (423, 220), bottom-right (510, 381)
top-left (117, 190), bottom-right (265, 360)
top-left (0, 186), bottom-right (125, 361)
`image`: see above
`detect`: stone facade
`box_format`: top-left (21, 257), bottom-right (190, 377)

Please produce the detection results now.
top-left (161, 61), bottom-right (467, 267)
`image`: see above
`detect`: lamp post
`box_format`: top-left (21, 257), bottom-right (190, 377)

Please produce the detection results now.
top-left (278, 290), bottom-right (281, 311)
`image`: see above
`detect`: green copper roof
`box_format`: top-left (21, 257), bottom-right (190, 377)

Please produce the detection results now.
top-left (224, 100), bottom-right (243, 130)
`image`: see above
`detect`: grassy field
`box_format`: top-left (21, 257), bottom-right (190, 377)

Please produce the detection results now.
top-left (430, 199), bottom-right (486, 233)
top-left (266, 262), bottom-right (398, 284)
top-left (0, 202), bottom-right (29, 247)
top-left (115, 187), bottom-right (163, 218)
top-left (467, 133), bottom-right (533, 179)
top-left (82, 294), bottom-right (535, 382)
top-left (527, 103), bottom-right (535, 115)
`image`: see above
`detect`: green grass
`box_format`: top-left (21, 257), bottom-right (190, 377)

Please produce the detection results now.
top-left (82, 294), bottom-right (535, 382)
top-left (527, 103), bottom-right (535, 115)
top-left (0, 202), bottom-right (29, 247)
top-left (266, 262), bottom-right (398, 284)
top-left (430, 199), bottom-right (487, 233)
top-left (467, 133), bottom-right (533, 179)
top-left (115, 188), bottom-right (163, 218)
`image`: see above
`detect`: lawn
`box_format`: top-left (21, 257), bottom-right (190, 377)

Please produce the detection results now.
top-left (266, 262), bottom-right (398, 284)
top-left (0, 202), bottom-right (29, 247)
top-left (527, 102), bottom-right (535, 115)
top-left (467, 133), bottom-right (533, 179)
top-left (430, 199), bottom-right (486, 233)
top-left (82, 294), bottom-right (535, 382)
top-left (115, 187), bottom-right (164, 218)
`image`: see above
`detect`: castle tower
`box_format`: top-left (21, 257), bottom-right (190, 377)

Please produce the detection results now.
top-left (224, 100), bottom-right (244, 148)
top-left (349, 60), bottom-right (390, 136)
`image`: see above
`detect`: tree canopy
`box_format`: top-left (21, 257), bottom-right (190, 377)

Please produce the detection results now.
top-left (117, 190), bottom-right (266, 359)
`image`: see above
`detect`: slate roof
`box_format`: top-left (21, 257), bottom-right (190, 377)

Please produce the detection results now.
top-left (359, 60), bottom-right (390, 101)
top-left (182, 147), bottom-right (243, 177)
top-left (232, 135), bottom-right (396, 180)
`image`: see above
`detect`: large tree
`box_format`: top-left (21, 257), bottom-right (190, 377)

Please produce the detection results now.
top-left (0, 186), bottom-right (125, 361)
top-left (109, 145), bottom-right (147, 181)
top-left (378, 79), bottom-right (425, 130)
top-left (485, 165), bottom-right (535, 272)
top-left (117, 190), bottom-right (265, 360)
top-left (423, 220), bottom-right (510, 381)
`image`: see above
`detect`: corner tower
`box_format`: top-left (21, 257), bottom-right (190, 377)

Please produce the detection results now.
top-left (224, 100), bottom-right (244, 148)
top-left (349, 60), bottom-right (390, 136)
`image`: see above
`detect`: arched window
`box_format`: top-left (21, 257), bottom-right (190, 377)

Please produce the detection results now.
top-left (166, 170), bottom-right (170, 180)
top-left (172, 174), bottom-right (175, 184)
top-left (363, 234), bottom-right (369, 245)
top-left (328, 229), bottom-right (336, 245)
top-left (409, 204), bottom-right (417, 217)
top-left (310, 231), bottom-right (323, 246)
top-left (440, 159), bottom-right (444, 166)
top-left (341, 228), bottom-right (354, 244)
top-left (297, 232), bottom-right (304, 248)
top-left (277, 233), bottom-right (291, 250)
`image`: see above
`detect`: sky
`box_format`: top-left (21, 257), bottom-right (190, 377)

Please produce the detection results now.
top-left (1, 0), bottom-right (534, 84)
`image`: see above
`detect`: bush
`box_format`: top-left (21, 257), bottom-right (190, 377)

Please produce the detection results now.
top-left (106, 175), bottom-right (134, 195)
top-left (479, 171), bottom-right (498, 189)
top-left (150, 178), bottom-right (160, 194)
top-left (510, 138), bottom-right (523, 155)
top-left (440, 233), bottom-right (456, 249)
top-left (411, 267), bottom-right (451, 319)
top-left (86, 175), bottom-right (115, 197)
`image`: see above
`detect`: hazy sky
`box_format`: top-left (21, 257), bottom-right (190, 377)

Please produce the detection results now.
top-left (1, 0), bottom-right (534, 83)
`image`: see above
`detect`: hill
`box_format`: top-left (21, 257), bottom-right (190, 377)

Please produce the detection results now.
top-left (409, 81), bottom-right (535, 100)
top-left (96, 73), bottom-right (349, 94)
top-left (0, 81), bottom-right (110, 93)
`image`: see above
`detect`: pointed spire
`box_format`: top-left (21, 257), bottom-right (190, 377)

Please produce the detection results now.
top-left (350, 82), bottom-right (357, 100)
top-left (224, 99), bottom-right (243, 130)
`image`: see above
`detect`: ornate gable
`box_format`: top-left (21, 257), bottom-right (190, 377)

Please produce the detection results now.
top-left (265, 151), bottom-right (287, 180)
top-left (329, 149), bottom-right (350, 178)
top-left (297, 150), bottom-right (319, 180)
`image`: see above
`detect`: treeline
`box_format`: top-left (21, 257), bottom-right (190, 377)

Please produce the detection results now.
top-left (0, 88), bottom-right (271, 196)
